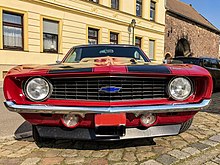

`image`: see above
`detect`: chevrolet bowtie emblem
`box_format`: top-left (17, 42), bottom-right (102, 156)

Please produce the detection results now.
top-left (99, 86), bottom-right (122, 93)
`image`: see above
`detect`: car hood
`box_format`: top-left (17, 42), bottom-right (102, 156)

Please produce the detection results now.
top-left (6, 56), bottom-right (210, 77)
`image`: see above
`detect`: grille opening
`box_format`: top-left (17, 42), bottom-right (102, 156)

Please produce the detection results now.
top-left (50, 77), bottom-right (168, 101)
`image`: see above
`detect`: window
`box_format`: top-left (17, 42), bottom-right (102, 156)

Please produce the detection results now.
top-left (135, 37), bottom-right (142, 48)
top-left (88, 28), bottom-right (99, 45)
top-left (64, 46), bottom-right (149, 63)
top-left (110, 32), bottom-right (118, 44)
top-left (203, 59), bottom-right (211, 68)
top-left (211, 59), bottom-right (220, 68)
top-left (111, 0), bottom-right (119, 10)
top-left (136, 0), bottom-right (142, 17)
top-left (89, 0), bottom-right (99, 3)
top-left (149, 40), bottom-right (155, 59)
top-left (212, 59), bottom-right (220, 69)
top-left (43, 19), bottom-right (59, 53)
top-left (150, 1), bottom-right (156, 21)
top-left (205, 59), bottom-right (220, 69)
top-left (3, 12), bottom-right (23, 50)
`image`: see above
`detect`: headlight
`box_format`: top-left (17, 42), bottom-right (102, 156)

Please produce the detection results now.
top-left (24, 77), bottom-right (52, 101)
top-left (168, 77), bottom-right (193, 101)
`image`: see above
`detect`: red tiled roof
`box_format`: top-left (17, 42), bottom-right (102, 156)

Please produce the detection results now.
top-left (166, 0), bottom-right (219, 32)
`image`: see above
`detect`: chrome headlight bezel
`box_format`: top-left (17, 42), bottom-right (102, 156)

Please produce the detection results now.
top-left (167, 77), bottom-right (193, 101)
top-left (23, 77), bottom-right (53, 102)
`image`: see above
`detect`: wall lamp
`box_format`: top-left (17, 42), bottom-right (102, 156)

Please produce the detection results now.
top-left (130, 19), bottom-right (136, 45)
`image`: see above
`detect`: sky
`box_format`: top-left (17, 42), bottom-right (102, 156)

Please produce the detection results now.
top-left (180, 0), bottom-right (220, 29)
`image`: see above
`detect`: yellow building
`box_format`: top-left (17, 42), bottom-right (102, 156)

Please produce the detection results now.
top-left (0, 0), bottom-right (165, 79)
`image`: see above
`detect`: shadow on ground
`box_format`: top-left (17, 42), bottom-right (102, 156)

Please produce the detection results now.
top-left (15, 122), bottom-right (156, 150)
top-left (37, 138), bottom-right (155, 150)
top-left (18, 136), bottom-right (156, 150)
top-left (14, 121), bottom-right (32, 140)
top-left (202, 90), bottom-right (220, 115)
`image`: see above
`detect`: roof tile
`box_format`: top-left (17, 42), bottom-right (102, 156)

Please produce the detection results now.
top-left (166, 0), bottom-right (219, 32)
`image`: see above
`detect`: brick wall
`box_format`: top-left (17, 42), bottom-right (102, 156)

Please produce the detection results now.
top-left (165, 13), bottom-right (220, 58)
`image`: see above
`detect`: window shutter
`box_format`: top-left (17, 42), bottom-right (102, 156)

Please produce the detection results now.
top-left (43, 20), bottom-right (58, 34)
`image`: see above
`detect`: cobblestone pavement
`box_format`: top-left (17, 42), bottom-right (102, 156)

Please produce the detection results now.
top-left (1, 92), bottom-right (220, 165)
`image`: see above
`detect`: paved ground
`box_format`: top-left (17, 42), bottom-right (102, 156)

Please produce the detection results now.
top-left (0, 88), bottom-right (27, 139)
top-left (0, 92), bottom-right (220, 165)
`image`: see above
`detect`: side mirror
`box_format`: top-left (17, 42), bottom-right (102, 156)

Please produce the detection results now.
top-left (56, 60), bottom-right (61, 64)
top-left (134, 51), bottom-right (140, 59)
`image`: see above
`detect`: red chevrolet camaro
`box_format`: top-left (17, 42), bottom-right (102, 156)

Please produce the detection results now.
top-left (4, 45), bottom-right (212, 143)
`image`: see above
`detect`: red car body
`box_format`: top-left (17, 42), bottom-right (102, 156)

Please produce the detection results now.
top-left (4, 45), bottom-right (212, 141)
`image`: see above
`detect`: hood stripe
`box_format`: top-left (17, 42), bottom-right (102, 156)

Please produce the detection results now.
top-left (48, 65), bottom-right (171, 74)
top-left (49, 68), bottom-right (93, 74)
top-left (127, 65), bottom-right (171, 74)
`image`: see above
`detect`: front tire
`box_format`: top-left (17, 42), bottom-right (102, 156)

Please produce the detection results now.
top-left (179, 118), bottom-right (193, 133)
top-left (213, 78), bottom-right (216, 91)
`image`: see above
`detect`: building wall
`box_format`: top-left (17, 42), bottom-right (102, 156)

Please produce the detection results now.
top-left (0, 0), bottom-right (166, 80)
top-left (165, 13), bottom-right (220, 58)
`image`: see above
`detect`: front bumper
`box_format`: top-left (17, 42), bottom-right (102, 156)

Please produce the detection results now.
top-left (36, 124), bottom-right (181, 140)
top-left (5, 99), bottom-right (211, 116)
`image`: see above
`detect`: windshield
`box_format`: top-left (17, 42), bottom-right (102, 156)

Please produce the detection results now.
top-left (63, 46), bottom-right (149, 63)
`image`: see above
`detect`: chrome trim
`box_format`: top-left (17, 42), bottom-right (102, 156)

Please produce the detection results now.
top-left (167, 76), bottom-right (194, 101)
top-left (23, 77), bottom-right (53, 102)
top-left (5, 99), bottom-right (211, 115)
top-left (99, 86), bottom-right (122, 93)
top-left (120, 124), bottom-right (181, 139)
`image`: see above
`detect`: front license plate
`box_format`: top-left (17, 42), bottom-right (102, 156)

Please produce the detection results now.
top-left (95, 113), bottom-right (126, 127)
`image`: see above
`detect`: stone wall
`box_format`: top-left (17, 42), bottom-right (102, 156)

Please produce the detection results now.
top-left (165, 13), bottom-right (220, 58)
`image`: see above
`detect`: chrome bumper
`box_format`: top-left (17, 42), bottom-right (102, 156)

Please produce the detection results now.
top-left (4, 99), bottom-right (211, 115)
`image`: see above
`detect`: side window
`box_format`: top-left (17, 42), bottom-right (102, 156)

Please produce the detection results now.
top-left (203, 59), bottom-right (211, 68)
top-left (199, 60), bottom-right (203, 66)
top-left (211, 59), bottom-right (220, 69)
top-left (65, 48), bottom-right (82, 63)
top-left (216, 60), bottom-right (220, 69)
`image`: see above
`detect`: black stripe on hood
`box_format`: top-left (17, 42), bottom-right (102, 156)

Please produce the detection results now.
top-left (127, 65), bottom-right (171, 74)
top-left (49, 68), bottom-right (93, 74)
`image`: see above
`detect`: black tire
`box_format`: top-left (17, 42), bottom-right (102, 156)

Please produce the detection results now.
top-left (213, 78), bottom-right (216, 91)
top-left (179, 118), bottom-right (193, 133)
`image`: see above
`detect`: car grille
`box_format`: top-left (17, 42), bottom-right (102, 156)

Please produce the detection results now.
top-left (50, 77), bottom-right (168, 101)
